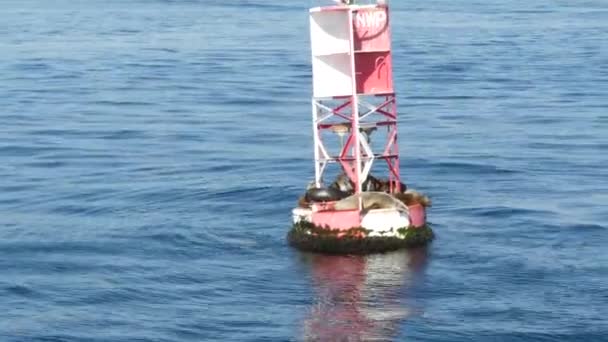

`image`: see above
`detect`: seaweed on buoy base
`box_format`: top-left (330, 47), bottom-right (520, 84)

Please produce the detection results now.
top-left (287, 221), bottom-right (434, 255)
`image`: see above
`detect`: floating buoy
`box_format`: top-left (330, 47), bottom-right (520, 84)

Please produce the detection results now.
top-left (288, 1), bottom-right (434, 254)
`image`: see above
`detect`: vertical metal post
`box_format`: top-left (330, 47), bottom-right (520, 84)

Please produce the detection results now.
top-left (392, 96), bottom-right (401, 192)
top-left (348, 9), bottom-right (362, 210)
top-left (311, 100), bottom-right (321, 187)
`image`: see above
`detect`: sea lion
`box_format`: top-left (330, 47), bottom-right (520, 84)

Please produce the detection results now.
top-left (336, 173), bottom-right (407, 194)
top-left (329, 173), bottom-right (354, 194)
top-left (393, 190), bottom-right (431, 207)
top-left (333, 192), bottom-right (410, 214)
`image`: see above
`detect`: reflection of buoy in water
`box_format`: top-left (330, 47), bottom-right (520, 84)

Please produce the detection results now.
top-left (288, 1), bottom-right (434, 254)
top-left (300, 248), bottom-right (429, 341)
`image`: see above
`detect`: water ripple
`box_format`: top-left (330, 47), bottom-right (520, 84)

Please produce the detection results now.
top-left (0, 0), bottom-right (607, 341)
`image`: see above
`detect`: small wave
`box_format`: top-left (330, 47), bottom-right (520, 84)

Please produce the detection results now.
top-left (90, 100), bottom-right (155, 107)
top-left (50, 204), bottom-right (118, 217)
top-left (433, 161), bottom-right (520, 175)
top-left (460, 206), bottom-right (553, 219)
top-left (568, 223), bottom-right (606, 231)
top-left (4, 284), bottom-right (40, 298)
top-left (100, 129), bottom-right (149, 140)
top-left (0, 241), bottom-right (129, 257)
top-left (0, 145), bottom-right (64, 157)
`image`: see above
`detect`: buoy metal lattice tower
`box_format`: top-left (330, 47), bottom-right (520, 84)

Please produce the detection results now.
top-left (310, 2), bottom-right (401, 203)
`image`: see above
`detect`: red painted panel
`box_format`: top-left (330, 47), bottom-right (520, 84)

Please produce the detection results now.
top-left (408, 204), bottom-right (426, 228)
top-left (312, 209), bottom-right (361, 231)
top-left (355, 52), bottom-right (393, 94)
top-left (353, 7), bottom-right (391, 52)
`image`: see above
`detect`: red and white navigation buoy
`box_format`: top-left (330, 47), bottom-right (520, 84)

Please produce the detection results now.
top-left (288, 1), bottom-right (434, 254)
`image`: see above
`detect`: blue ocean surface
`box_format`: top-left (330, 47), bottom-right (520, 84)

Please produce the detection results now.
top-left (1, 0), bottom-right (607, 341)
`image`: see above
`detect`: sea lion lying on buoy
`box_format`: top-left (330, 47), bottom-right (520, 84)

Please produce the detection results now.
top-left (394, 190), bottom-right (431, 207)
top-left (333, 192), bottom-right (410, 214)
top-left (298, 188), bottom-right (430, 209)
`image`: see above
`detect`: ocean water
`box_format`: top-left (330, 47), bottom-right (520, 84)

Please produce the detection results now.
top-left (1, 0), bottom-right (607, 341)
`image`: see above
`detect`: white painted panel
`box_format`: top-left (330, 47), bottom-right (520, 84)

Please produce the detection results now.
top-left (312, 54), bottom-right (352, 98)
top-left (310, 11), bottom-right (350, 56)
top-left (361, 209), bottom-right (410, 236)
top-left (292, 208), bottom-right (312, 224)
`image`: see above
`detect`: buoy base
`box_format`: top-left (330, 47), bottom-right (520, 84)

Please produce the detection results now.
top-left (287, 221), bottom-right (434, 255)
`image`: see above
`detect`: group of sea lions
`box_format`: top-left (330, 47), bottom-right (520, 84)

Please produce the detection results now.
top-left (299, 173), bottom-right (430, 211)
top-left (328, 173), bottom-right (407, 195)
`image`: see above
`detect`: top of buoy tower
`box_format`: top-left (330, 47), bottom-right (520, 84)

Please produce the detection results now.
top-left (312, 0), bottom-right (388, 11)
top-left (329, 0), bottom-right (387, 5)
